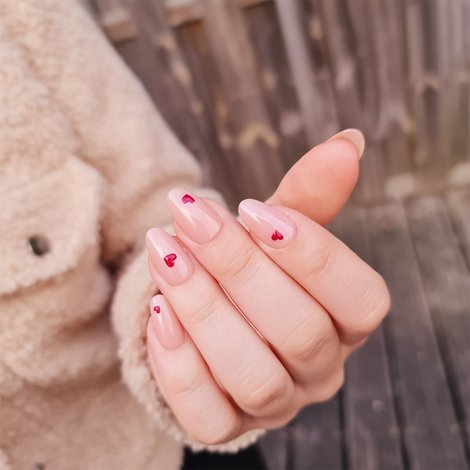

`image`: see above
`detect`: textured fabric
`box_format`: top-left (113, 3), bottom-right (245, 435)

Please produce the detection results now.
top-left (0, 1), bottom-right (264, 468)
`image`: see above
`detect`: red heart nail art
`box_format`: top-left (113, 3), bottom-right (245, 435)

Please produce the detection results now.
top-left (182, 194), bottom-right (195, 204)
top-left (271, 230), bottom-right (284, 241)
top-left (153, 305), bottom-right (161, 314)
top-left (164, 253), bottom-right (177, 267)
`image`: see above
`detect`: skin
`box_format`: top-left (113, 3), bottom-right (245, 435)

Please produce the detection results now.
top-left (145, 134), bottom-right (391, 445)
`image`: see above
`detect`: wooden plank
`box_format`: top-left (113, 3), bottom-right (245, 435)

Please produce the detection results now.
top-left (367, 202), bottom-right (468, 470)
top-left (334, 207), bottom-right (403, 470)
top-left (165, 0), bottom-right (270, 28)
top-left (404, 0), bottom-right (459, 174)
top-left (118, 0), bottom-right (239, 206)
top-left (198, 0), bottom-right (285, 200)
top-left (405, 195), bottom-right (470, 454)
top-left (257, 426), bottom-right (288, 470)
top-left (94, 0), bottom-right (137, 43)
top-left (290, 397), bottom-right (343, 470)
top-left (449, 0), bottom-right (470, 166)
top-left (274, 0), bottom-right (338, 146)
top-left (363, 1), bottom-right (413, 184)
top-left (446, 187), bottom-right (470, 267)
top-left (318, 0), bottom-right (387, 203)
top-left (244, 1), bottom-right (308, 169)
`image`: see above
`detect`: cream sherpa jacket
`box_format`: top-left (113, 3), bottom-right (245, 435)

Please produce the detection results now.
top-left (0, 1), bottom-right (264, 468)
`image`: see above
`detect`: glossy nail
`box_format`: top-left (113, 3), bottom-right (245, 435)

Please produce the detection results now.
top-left (167, 188), bottom-right (222, 244)
top-left (149, 295), bottom-right (185, 350)
top-left (327, 128), bottom-right (365, 158)
top-left (146, 227), bottom-right (193, 285)
top-left (238, 199), bottom-right (296, 249)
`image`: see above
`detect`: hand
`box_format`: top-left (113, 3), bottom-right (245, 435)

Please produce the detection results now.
top-left (145, 188), bottom-right (390, 445)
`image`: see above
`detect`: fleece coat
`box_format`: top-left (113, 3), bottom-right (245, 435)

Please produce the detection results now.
top-left (0, 1), bottom-right (264, 468)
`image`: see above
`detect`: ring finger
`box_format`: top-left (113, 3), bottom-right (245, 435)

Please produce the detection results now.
top-left (146, 229), bottom-right (296, 418)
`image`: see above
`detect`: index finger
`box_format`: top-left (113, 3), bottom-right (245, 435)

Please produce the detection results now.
top-left (239, 199), bottom-right (391, 345)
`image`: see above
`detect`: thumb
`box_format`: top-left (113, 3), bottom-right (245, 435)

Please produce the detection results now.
top-left (267, 129), bottom-right (364, 225)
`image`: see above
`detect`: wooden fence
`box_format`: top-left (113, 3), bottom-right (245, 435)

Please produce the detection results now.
top-left (87, 0), bottom-right (470, 207)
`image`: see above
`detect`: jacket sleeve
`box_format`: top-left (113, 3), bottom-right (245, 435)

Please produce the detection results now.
top-left (2, 0), bottom-right (264, 452)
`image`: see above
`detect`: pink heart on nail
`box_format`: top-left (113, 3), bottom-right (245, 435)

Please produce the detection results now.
top-left (164, 253), bottom-right (177, 267)
top-left (182, 194), bottom-right (195, 204)
top-left (271, 230), bottom-right (284, 241)
top-left (153, 305), bottom-right (161, 314)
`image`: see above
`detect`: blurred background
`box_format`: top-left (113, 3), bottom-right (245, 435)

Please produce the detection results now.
top-left (81, 2), bottom-right (470, 469)
top-left (84, 0), bottom-right (469, 208)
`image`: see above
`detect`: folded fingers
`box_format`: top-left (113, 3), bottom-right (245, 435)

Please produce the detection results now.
top-left (165, 189), bottom-right (342, 386)
top-left (146, 229), bottom-right (296, 418)
top-left (238, 199), bottom-right (391, 345)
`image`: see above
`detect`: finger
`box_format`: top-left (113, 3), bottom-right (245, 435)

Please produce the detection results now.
top-left (146, 229), bottom-right (296, 418)
top-left (238, 199), bottom-right (391, 345)
top-left (146, 295), bottom-right (243, 445)
top-left (268, 130), bottom-right (364, 225)
top-left (165, 189), bottom-right (342, 386)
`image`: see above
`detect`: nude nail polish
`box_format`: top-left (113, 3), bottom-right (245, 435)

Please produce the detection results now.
top-left (146, 227), bottom-right (193, 285)
top-left (327, 128), bottom-right (365, 158)
top-left (238, 199), bottom-right (296, 248)
top-left (149, 295), bottom-right (185, 350)
top-left (167, 188), bottom-right (222, 244)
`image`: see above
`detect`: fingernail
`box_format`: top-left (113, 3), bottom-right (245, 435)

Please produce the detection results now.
top-left (146, 228), bottom-right (193, 285)
top-left (167, 188), bottom-right (222, 244)
top-left (238, 199), bottom-right (296, 248)
top-left (149, 295), bottom-right (185, 350)
top-left (327, 128), bottom-right (365, 158)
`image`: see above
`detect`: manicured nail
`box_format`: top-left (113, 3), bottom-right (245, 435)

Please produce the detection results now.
top-left (167, 188), bottom-right (222, 244)
top-left (238, 199), bottom-right (296, 248)
top-left (146, 227), bottom-right (193, 285)
top-left (327, 128), bottom-right (365, 158)
top-left (149, 295), bottom-right (185, 350)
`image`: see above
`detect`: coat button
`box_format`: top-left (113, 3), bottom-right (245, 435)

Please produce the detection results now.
top-left (28, 235), bottom-right (50, 256)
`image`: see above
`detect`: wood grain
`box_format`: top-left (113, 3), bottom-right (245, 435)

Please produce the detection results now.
top-left (405, 195), bottom-right (470, 454)
top-left (290, 398), bottom-right (343, 470)
top-left (199, 0), bottom-right (284, 201)
top-left (367, 202), bottom-right (468, 470)
top-left (335, 207), bottom-right (403, 470)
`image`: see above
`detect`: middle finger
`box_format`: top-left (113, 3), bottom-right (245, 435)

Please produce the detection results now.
top-left (166, 189), bottom-right (341, 385)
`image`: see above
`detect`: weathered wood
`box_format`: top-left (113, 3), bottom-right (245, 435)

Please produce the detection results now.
top-left (97, 0), bottom-right (470, 204)
top-left (165, 0), bottom-right (270, 28)
top-left (367, 202), bottom-right (468, 470)
top-left (334, 207), bottom-right (403, 470)
top-left (404, 0), bottom-right (460, 174)
top-left (405, 195), bottom-right (470, 454)
top-left (274, 0), bottom-right (338, 146)
top-left (446, 187), bottom-right (470, 267)
top-left (290, 397), bottom-right (343, 470)
top-left (172, 19), bottom-right (243, 207)
top-left (363, 0), bottom-right (413, 200)
top-left (448, 0), bottom-right (470, 166)
top-left (94, 0), bottom-right (137, 43)
top-left (198, 0), bottom-right (285, 201)
top-left (257, 425), bottom-right (288, 470)
top-left (244, 1), bottom-right (308, 169)
top-left (118, 0), bottom-right (239, 206)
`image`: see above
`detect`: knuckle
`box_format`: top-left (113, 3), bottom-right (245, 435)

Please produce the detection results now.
top-left (222, 247), bottom-right (262, 284)
top-left (188, 412), bottom-right (240, 446)
top-left (312, 368), bottom-right (345, 403)
top-left (354, 275), bottom-right (391, 337)
top-left (242, 373), bottom-right (293, 412)
top-left (303, 243), bottom-right (333, 281)
top-left (183, 296), bottom-right (219, 328)
top-left (285, 318), bottom-right (335, 364)
top-left (166, 369), bottom-right (206, 400)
